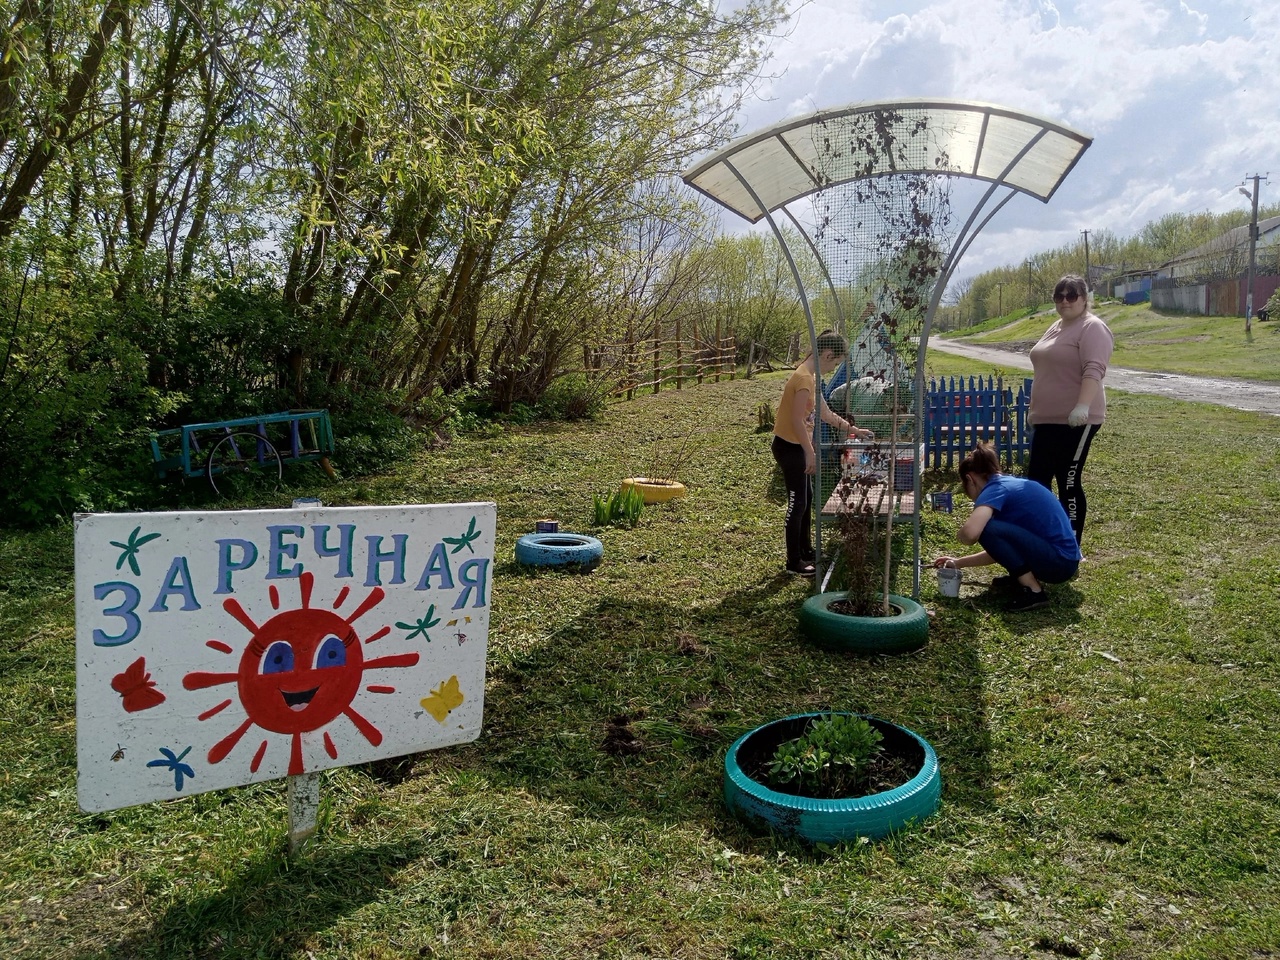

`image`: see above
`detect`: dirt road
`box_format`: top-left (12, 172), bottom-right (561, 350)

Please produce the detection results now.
top-left (929, 338), bottom-right (1280, 418)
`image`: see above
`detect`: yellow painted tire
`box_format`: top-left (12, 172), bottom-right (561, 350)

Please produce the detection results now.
top-left (621, 477), bottom-right (687, 504)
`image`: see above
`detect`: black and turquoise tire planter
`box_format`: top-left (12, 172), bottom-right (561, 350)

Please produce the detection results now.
top-left (799, 591), bottom-right (929, 654)
top-left (724, 712), bottom-right (940, 844)
top-left (514, 532), bottom-right (604, 569)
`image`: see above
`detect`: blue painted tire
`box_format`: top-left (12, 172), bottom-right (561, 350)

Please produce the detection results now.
top-left (799, 592), bottom-right (929, 654)
top-left (724, 713), bottom-right (940, 844)
top-left (514, 533), bottom-right (603, 569)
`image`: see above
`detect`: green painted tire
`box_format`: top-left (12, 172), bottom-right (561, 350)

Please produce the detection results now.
top-left (798, 592), bottom-right (929, 654)
top-left (724, 713), bottom-right (941, 844)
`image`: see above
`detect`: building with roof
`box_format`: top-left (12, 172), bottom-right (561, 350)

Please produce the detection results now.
top-left (1156, 215), bottom-right (1280, 281)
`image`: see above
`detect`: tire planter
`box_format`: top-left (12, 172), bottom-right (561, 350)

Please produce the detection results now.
top-left (799, 591), bottom-right (929, 654)
top-left (724, 712), bottom-right (940, 844)
top-left (514, 532), bottom-right (603, 570)
top-left (620, 477), bottom-right (687, 504)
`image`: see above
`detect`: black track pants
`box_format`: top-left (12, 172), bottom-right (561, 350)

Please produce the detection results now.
top-left (1026, 423), bottom-right (1100, 544)
top-left (771, 435), bottom-right (812, 568)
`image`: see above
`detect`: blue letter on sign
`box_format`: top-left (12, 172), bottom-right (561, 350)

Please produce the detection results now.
top-left (93, 581), bottom-right (143, 646)
top-left (149, 556), bottom-right (201, 612)
top-left (266, 525), bottom-right (305, 579)
top-left (452, 559), bottom-right (489, 610)
top-left (215, 539), bottom-right (258, 595)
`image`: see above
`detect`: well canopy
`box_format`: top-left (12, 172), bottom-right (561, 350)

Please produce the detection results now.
top-left (682, 98), bottom-right (1092, 223)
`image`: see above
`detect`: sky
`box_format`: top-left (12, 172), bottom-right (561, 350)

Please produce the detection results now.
top-left (711, 0), bottom-right (1278, 282)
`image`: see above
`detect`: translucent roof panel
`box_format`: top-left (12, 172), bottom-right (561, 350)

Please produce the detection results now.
top-left (683, 99), bottom-right (1092, 223)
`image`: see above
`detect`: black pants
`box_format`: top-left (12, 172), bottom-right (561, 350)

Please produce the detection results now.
top-left (1026, 423), bottom-right (1100, 544)
top-left (771, 436), bottom-right (812, 568)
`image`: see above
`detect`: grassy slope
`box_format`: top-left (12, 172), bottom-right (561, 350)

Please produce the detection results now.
top-left (1, 361), bottom-right (1278, 959)
top-left (944, 300), bottom-right (1280, 382)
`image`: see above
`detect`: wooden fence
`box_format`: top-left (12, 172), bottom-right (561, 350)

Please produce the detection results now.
top-left (583, 335), bottom-right (737, 400)
top-left (924, 375), bottom-right (1032, 469)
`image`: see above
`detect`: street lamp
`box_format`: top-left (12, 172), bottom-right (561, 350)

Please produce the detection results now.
top-left (1239, 178), bottom-right (1261, 333)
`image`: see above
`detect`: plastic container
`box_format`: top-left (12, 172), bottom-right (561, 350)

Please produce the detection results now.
top-left (937, 562), bottom-right (962, 598)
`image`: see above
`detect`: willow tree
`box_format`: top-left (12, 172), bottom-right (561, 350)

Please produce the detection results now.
top-left (271, 0), bottom-right (785, 406)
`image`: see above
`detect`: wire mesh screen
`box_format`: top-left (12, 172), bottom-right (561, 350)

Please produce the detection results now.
top-left (807, 109), bottom-right (957, 409)
top-left (801, 109), bottom-right (960, 561)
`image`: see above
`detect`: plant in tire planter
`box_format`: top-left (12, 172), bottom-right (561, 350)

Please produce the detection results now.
top-left (620, 476), bottom-right (687, 504)
top-left (725, 712), bottom-right (940, 844)
top-left (621, 435), bottom-right (693, 504)
top-left (803, 431), bottom-right (929, 653)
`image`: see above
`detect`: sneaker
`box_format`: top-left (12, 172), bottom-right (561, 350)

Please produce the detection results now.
top-left (786, 563), bottom-right (816, 578)
top-left (1007, 586), bottom-right (1049, 611)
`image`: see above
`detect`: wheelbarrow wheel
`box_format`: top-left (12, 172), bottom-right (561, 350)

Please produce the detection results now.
top-left (206, 432), bottom-right (282, 496)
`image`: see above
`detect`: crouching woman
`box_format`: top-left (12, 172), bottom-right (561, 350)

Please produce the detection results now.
top-left (933, 443), bottom-right (1081, 611)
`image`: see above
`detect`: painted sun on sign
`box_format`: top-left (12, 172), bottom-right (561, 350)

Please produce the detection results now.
top-left (183, 572), bottom-right (419, 776)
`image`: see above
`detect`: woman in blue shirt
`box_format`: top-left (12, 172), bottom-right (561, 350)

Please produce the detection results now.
top-left (933, 443), bottom-right (1081, 611)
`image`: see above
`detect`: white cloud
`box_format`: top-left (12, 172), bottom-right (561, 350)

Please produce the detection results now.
top-left (713, 0), bottom-right (1279, 278)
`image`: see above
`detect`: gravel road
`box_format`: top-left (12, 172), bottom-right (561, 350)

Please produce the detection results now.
top-left (929, 338), bottom-right (1280, 418)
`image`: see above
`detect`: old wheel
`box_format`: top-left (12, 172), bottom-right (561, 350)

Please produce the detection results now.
top-left (206, 432), bottom-right (282, 496)
top-left (724, 713), bottom-right (941, 844)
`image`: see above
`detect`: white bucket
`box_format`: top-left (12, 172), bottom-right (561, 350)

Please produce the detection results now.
top-left (937, 564), bottom-right (962, 598)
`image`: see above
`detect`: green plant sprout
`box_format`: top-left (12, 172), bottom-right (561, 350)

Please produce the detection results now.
top-left (755, 401), bottom-right (774, 433)
top-left (592, 486), bottom-right (644, 528)
top-left (765, 714), bottom-right (883, 798)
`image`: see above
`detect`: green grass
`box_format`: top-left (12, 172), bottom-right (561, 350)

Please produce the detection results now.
top-left (2, 364), bottom-right (1279, 959)
top-left (947, 300), bottom-right (1280, 382)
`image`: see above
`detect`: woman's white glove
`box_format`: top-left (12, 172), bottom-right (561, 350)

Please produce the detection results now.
top-left (1067, 403), bottom-right (1091, 427)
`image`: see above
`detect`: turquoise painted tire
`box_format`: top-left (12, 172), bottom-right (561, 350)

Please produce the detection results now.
top-left (514, 533), bottom-right (603, 569)
top-left (799, 592), bottom-right (929, 654)
top-left (724, 713), bottom-right (940, 844)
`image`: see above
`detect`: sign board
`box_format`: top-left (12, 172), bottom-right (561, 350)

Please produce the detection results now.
top-left (75, 503), bottom-right (494, 812)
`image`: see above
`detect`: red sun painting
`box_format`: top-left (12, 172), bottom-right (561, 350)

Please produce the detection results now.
top-left (183, 571), bottom-right (419, 776)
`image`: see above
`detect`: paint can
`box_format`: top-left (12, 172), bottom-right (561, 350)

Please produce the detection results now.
top-left (937, 562), bottom-right (962, 598)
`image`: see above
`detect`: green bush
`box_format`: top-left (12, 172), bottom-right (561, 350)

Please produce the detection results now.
top-left (537, 373), bottom-right (610, 421)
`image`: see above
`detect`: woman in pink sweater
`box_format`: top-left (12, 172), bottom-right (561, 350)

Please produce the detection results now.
top-left (1027, 275), bottom-right (1114, 545)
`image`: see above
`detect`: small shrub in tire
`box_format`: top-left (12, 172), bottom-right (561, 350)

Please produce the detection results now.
top-left (514, 533), bottom-right (603, 570)
top-left (724, 712), bottom-right (941, 844)
top-left (798, 591), bottom-right (928, 654)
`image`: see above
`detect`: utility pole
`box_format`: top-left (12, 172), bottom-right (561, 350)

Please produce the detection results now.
top-left (1081, 230), bottom-right (1090, 287)
top-left (994, 281), bottom-right (1006, 316)
top-left (1026, 259), bottom-right (1033, 308)
top-left (1239, 174), bottom-right (1265, 333)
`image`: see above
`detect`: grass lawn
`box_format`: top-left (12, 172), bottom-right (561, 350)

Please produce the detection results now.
top-left (945, 300), bottom-right (1280, 383)
top-left (2, 357), bottom-right (1278, 959)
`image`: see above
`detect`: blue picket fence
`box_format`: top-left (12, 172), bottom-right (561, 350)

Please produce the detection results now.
top-left (924, 376), bottom-right (1032, 469)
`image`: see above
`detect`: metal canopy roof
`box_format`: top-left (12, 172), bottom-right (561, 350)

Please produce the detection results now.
top-left (682, 98), bottom-right (1092, 223)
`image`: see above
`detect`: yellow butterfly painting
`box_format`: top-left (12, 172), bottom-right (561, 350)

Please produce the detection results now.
top-left (420, 675), bottom-right (464, 723)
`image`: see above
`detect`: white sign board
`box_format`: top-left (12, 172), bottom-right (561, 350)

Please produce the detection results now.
top-left (75, 503), bottom-right (494, 812)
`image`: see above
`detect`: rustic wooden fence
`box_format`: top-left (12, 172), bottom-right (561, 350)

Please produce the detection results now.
top-left (583, 334), bottom-right (737, 400)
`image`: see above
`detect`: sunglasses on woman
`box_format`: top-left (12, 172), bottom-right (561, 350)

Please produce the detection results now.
top-left (1053, 291), bottom-right (1081, 303)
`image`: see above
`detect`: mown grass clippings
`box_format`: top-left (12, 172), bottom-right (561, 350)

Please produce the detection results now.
top-left (1, 353), bottom-right (1278, 958)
